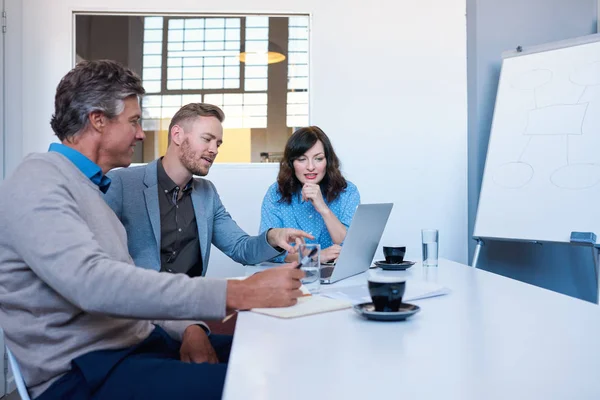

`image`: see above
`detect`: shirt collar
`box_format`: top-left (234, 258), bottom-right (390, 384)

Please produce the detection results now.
top-left (157, 158), bottom-right (193, 193)
top-left (48, 143), bottom-right (112, 193)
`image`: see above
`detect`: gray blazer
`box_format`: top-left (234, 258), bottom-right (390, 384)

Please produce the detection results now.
top-left (104, 160), bottom-right (281, 274)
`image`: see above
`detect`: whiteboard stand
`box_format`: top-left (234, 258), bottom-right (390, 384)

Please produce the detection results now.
top-left (472, 238), bottom-right (484, 268)
top-left (594, 246), bottom-right (599, 304)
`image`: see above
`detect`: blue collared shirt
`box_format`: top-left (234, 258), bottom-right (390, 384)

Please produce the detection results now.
top-left (259, 181), bottom-right (361, 262)
top-left (48, 143), bottom-right (112, 193)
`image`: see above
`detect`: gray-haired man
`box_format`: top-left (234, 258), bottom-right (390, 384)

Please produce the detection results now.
top-left (0, 60), bottom-right (304, 400)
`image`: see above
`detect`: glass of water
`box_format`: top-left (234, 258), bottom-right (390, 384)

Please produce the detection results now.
top-left (421, 229), bottom-right (439, 267)
top-left (298, 243), bottom-right (321, 293)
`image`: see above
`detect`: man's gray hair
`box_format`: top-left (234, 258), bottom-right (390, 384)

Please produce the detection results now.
top-left (50, 60), bottom-right (146, 141)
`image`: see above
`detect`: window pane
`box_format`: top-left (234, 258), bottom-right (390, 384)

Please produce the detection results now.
top-left (246, 16), bottom-right (268, 27)
top-left (224, 93), bottom-right (244, 105)
top-left (142, 95), bottom-right (162, 107)
top-left (143, 55), bottom-right (162, 68)
top-left (224, 66), bottom-right (239, 79)
top-left (288, 52), bottom-right (308, 65)
top-left (203, 80), bottom-right (223, 89)
top-left (162, 95), bottom-right (182, 107)
top-left (168, 29), bottom-right (184, 42)
top-left (205, 29), bottom-right (224, 42)
top-left (184, 42), bottom-right (203, 51)
top-left (245, 28), bottom-right (268, 41)
top-left (244, 93), bottom-right (267, 105)
top-left (287, 91), bottom-right (308, 104)
top-left (289, 40), bottom-right (308, 52)
top-left (143, 68), bottom-right (161, 80)
top-left (144, 30), bottom-right (163, 42)
top-left (167, 80), bottom-right (182, 90)
top-left (224, 79), bottom-right (238, 89)
top-left (226, 18), bottom-right (241, 28)
top-left (182, 94), bottom-right (204, 104)
top-left (225, 41), bottom-right (240, 51)
top-left (143, 42), bottom-right (162, 55)
top-left (143, 81), bottom-right (161, 93)
top-left (161, 106), bottom-right (181, 119)
top-left (205, 41), bottom-right (225, 51)
top-left (143, 107), bottom-right (162, 119)
top-left (223, 105), bottom-right (243, 116)
top-left (144, 17), bottom-right (163, 29)
top-left (182, 80), bottom-right (203, 90)
top-left (245, 65), bottom-right (267, 79)
top-left (182, 67), bottom-right (203, 79)
top-left (184, 29), bottom-right (204, 42)
top-left (245, 78), bottom-right (267, 91)
top-left (168, 42), bottom-right (184, 52)
top-left (244, 41), bottom-right (268, 53)
top-left (289, 16), bottom-right (309, 27)
top-left (204, 57), bottom-right (224, 67)
top-left (169, 19), bottom-right (184, 29)
top-left (167, 68), bottom-right (182, 80)
top-left (288, 77), bottom-right (308, 90)
top-left (206, 18), bottom-right (225, 28)
top-left (244, 105), bottom-right (267, 117)
top-left (182, 57), bottom-right (202, 67)
top-left (204, 67), bottom-right (224, 79)
top-left (289, 64), bottom-right (308, 78)
top-left (168, 57), bottom-right (183, 67)
top-left (185, 19), bottom-right (204, 29)
top-left (289, 27), bottom-right (308, 40)
top-left (142, 118), bottom-right (160, 131)
top-left (225, 29), bottom-right (240, 41)
top-left (204, 94), bottom-right (223, 105)
top-left (287, 104), bottom-right (308, 115)
top-left (287, 115), bottom-right (309, 128)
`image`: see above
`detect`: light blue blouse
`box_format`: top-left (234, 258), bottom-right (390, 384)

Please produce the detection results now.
top-left (259, 181), bottom-right (361, 262)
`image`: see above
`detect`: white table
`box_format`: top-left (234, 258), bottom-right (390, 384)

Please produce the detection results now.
top-left (223, 259), bottom-right (600, 400)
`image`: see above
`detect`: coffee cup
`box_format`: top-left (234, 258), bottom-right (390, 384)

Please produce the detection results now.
top-left (367, 276), bottom-right (406, 312)
top-left (383, 246), bottom-right (406, 264)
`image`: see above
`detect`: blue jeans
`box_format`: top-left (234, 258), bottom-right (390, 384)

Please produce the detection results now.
top-left (35, 326), bottom-right (233, 400)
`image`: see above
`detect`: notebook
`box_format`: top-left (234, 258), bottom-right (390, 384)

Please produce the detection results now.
top-left (250, 295), bottom-right (352, 319)
top-left (226, 276), bottom-right (352, 319)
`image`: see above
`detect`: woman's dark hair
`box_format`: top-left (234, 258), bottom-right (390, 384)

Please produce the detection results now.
top-left (277, 126), bottom-right (347, 204)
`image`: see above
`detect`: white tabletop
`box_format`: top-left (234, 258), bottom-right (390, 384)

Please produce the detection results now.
top-left (223, 259), bottom-right (600, 400)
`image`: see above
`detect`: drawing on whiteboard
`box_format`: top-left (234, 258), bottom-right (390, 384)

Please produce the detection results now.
top-left (493, 63), bottom-right (600, 190)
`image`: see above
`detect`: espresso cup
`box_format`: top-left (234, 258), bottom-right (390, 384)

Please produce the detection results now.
top-left (383, 246), bottom-right (406, 264)
top-left (367, 276), bottom-right (406, 312)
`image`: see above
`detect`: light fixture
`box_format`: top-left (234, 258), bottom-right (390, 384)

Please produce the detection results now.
top-left (239, 41), bottom-right (286, 65)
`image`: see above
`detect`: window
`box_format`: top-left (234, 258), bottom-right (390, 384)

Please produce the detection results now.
top-left (75, 14), bottom-right (310, 163)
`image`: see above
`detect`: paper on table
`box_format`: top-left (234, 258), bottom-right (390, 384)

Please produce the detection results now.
top-left (250, 295), bottom-right (352, 319)
top-left (321, 279), bottom-right (450, 305)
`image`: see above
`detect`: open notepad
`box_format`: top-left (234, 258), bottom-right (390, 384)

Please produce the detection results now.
top-left (226, 276), bottom-right (352, 319)
top-left (250, 295), bottom-right (352, 319)
top-left (320, 279), bottom-right (450, 305)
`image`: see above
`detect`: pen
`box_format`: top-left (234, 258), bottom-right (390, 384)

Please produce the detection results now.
top-left (296, 247), bottom-right (318, 269)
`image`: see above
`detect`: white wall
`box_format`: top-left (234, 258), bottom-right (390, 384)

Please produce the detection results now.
top-left (7, 0), bottom-right (468, 275)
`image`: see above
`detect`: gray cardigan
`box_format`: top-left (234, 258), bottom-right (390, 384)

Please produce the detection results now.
top-left (0, 153), bottom-right (228, 398)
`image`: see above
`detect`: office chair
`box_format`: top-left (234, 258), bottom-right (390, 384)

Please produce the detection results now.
top-left (6, 347), bottom-right (30, 400)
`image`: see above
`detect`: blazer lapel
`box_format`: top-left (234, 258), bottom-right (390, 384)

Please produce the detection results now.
top-left (143, 161), bottom-right (161, 253)
top-left (191, 181), bottom-right (209, 272)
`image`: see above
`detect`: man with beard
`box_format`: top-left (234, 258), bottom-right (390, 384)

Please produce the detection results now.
top-left (104, 103), bottom-right (311, 362)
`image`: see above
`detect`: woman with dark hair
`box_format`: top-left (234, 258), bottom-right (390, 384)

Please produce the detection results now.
top-left (259, 126), bottom-right (360, 262)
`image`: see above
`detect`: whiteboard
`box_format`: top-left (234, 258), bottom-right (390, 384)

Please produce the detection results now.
top-left (474, 34), bottom-right (600, 243)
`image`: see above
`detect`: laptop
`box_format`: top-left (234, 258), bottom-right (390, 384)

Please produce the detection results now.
top-left (320, 203), bottom-right (393, 284)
